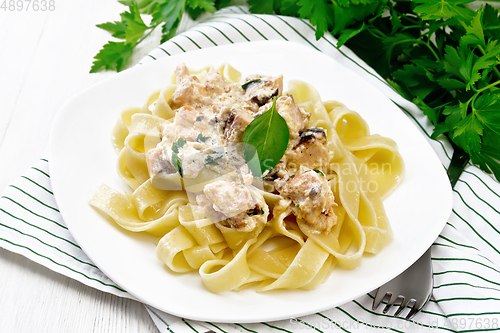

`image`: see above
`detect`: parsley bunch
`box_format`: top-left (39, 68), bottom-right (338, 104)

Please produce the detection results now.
top-left (256, 0), bottom-right (500, 184)
top-left (92, 0), bottom-right (500, 184)
top-left (91, 0), bottom-right (224, 72)
top-left (325, 0), bottom-right (500, 185)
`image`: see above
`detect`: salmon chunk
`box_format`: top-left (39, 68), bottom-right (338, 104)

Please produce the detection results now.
top-left (286, 127), bottom-right (332, 173)
top-left (169, 63), bottom-right (212, 109)
top-left (203, 180), bottom-right (254, 218)
top-left (276, 95), bottom-right (309, 139)
top-left (278, 168), bottom-right (337, 233)
top-left (243, 75), bottom-right (283, 107)
top-left (200, 179), bottom-right (268, 231)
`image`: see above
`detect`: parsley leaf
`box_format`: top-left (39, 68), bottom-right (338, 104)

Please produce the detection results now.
top-left (215, 0), bottom-right (231, 10)
top-left (413, 0), bottom-right (474, 21)
top-left (279, 0), bottom-right (301, 16)
top-left (392, 63), bottom-right (437, 101)
top-left (152, 0), bottom-right (186, 36)
top-left (93, 0), bottom-right (216, 72)
top-left (247, 0), bottom-right (274, 14)
top-left (330, 1), bottom-right (380, 36)
top-left (460, 7), bottom-right (485, 48)
top-left (90, 41), bottom-right (135, 73)
top-left (96, 20), bottom-right (128, 40)
top-left (471, 146), bottom-right (500, 181)
top-left (443, 44), bottom-right (468, 82)
top-left (483, 4), bottom-right (500, 40)
top-left (91, 3), bottom-right (152, 72)
top-left (96, 3), bottom-right (147, 43)
top-left (452, 113), bottom-right (483, 154)
top-left (91, 2), bottom-right (150, 73)
top-left (187, 0), bottom-right (216, 13)
top-left (123, 7), bottom-right (148, 41)
top-left (118, 0), bottom-right (154, 12)
top-left (298, 0), bottom-right (334, 39)
top-left (336, 23), bottom-right (366, 48)
top-left (473, 93), bottom-right (500, 136)
top-left (97, 2), bottom-right (148, 41)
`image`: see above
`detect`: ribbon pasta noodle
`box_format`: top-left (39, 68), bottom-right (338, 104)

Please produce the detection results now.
top-left (89, 63), bottom-right (404, 293)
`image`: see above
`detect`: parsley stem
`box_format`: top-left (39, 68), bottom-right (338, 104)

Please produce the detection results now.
top-left (386, 38), bottom-right (440, 63)
top-left (400, 25), bottom-right (425, 31)
top-left (366, 26), bottom-right (386, 40)
top-left (425, 41), bottom-right (440, 62)
top-left (447, 145), bottom-right (469, 188)
top-left (476, 79), bottom-right (500, 93)
top-left (477, 45), bottom-right (500, 79)
top-left (137, 23), bottom-right (161, 44)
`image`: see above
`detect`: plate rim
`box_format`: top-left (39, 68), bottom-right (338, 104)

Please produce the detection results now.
top-left (49, 40), bottom-right (453, 323)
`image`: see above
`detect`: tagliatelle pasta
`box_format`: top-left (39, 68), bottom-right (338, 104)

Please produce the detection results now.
top-left (89, 63), bottom-right (404, 293)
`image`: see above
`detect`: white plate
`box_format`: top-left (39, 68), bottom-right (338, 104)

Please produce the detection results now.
top-left (49, 41), bottom-right (452, 323)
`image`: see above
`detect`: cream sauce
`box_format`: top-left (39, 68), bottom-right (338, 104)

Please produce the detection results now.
top-left (147, 63), bottom-right (337, 233)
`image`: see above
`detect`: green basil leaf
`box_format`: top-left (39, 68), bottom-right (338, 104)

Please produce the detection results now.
top-left (242, 97), bottom-right (289, 176)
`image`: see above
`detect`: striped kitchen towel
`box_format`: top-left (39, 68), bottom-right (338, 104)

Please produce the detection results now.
top-left (2, 6), bottom-right (500, 333)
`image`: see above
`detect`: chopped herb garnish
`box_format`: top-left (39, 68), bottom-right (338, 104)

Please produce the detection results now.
top-left (242, 79), bottom-right (261, 90)
top-left (205, 152), bottom-right (223, 166)
top-left (247, 206), bottom-right (265, 216)
top-left (296, 204), bottom-right (300, 208)
top-left (195, 116), bottom-right (202, 122)
top-left (171, 137), bottom-right (186, 154)
top-left (314, 170), bottom-right (325, 176)
top-left (196, 133), bottom-right (210, 143)
top-left (171, 137), bottom-right (186, 177)
top-left (172, 154), bottom-right (183, 177)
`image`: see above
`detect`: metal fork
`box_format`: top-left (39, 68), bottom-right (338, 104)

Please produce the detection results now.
top-left (372, 248), bottom-right (433, 320)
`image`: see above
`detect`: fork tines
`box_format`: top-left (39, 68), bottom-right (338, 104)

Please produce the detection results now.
top-left (372, 292), bottom-right (419, 320)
